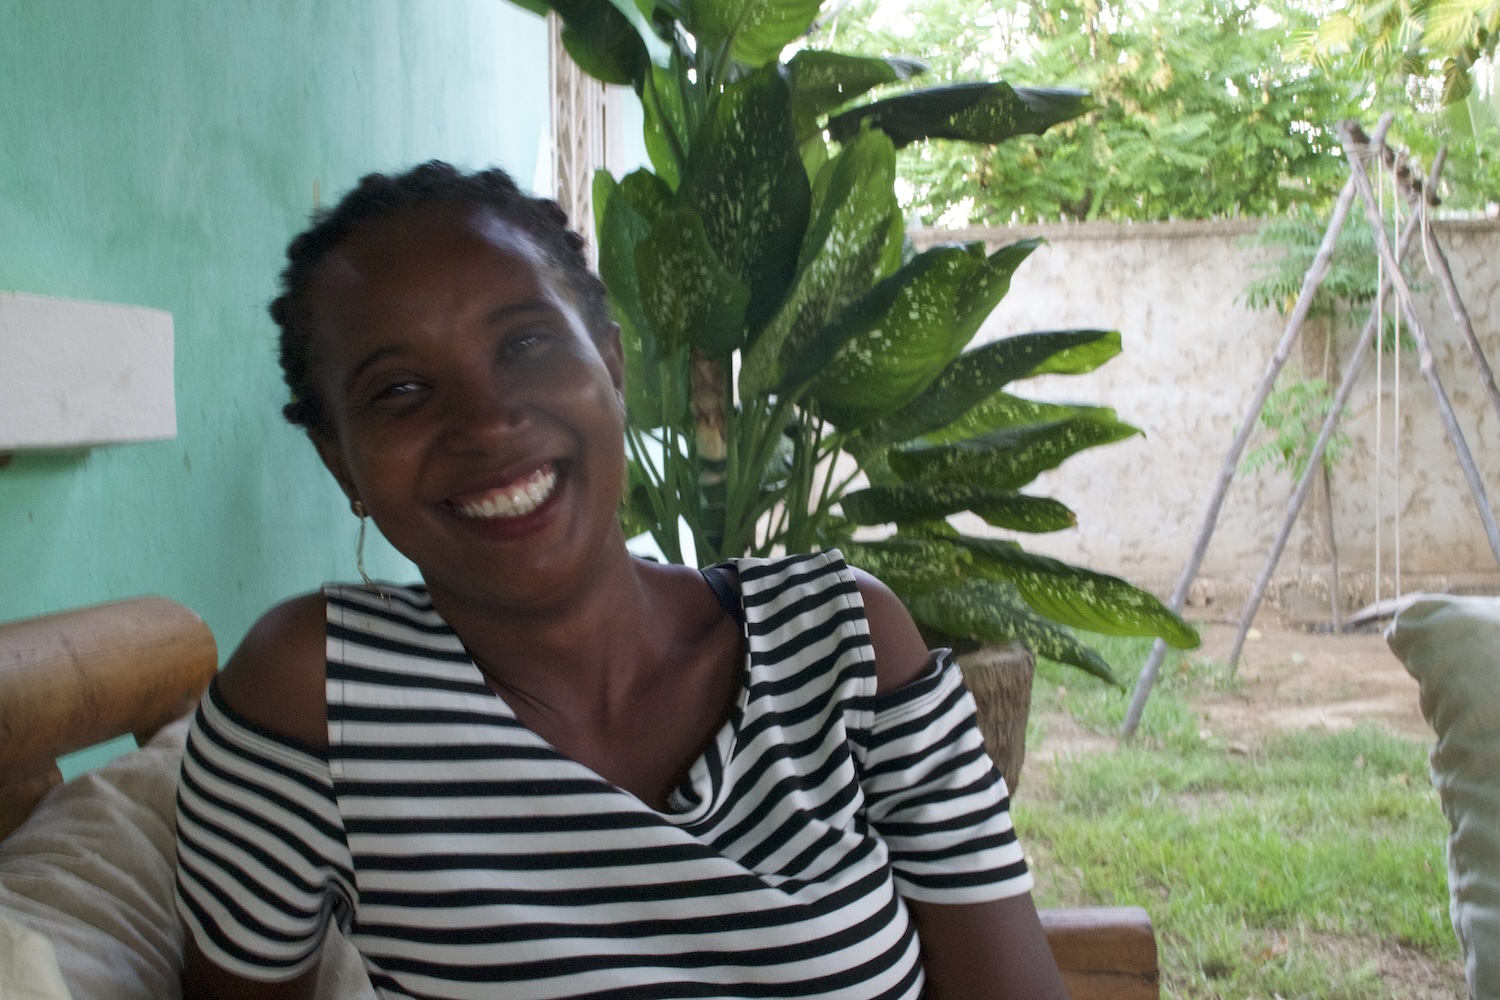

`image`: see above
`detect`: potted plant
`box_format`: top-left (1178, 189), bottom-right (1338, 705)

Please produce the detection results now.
top-left (508, 0), bottom-right (1200, 781)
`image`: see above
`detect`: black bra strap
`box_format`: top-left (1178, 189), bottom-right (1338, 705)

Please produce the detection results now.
top-left (699, 564), bottom-right (745, 628)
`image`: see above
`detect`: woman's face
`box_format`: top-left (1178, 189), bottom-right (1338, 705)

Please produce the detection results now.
top-left (306, 201), bottom-right (627, 611)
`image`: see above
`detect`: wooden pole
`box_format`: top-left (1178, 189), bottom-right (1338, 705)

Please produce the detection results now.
top-left (1418, 171), bottom-right (1500, 427)
top-left (1341, 122), bottom-right (1500, 566)
top-left (1119, 114), bottom-right (1394, 738)
top-left (1222, 150), bottom-right (1439, 672)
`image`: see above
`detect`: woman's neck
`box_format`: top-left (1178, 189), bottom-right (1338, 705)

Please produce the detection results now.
top-left (424, 549), bottom-right (698, 717)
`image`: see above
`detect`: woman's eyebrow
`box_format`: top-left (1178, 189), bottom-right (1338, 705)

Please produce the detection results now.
top-left (345, 345), bottom-right (404, 395)
top-left (342, 300), bottom-right (560, 393)
top-left (485, 299), bottom-right (553, 324)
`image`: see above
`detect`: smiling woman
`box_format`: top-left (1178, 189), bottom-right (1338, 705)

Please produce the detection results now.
top-left (172, 162), bottom-right (1068, 1000)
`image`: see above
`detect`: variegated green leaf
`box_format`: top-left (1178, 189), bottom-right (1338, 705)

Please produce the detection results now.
top-left (952, 238), bottom-right (1040, 336)
top-left (862, 329), bottom-right (1122, 445)
top-left (636, 208), bottom-right (749, 357)
top-left (903, 579), bottom-right (1118, 684)
top-left (839, 483), bottom-right (1076, 533)
top-left (827, 82), bottom-right (1092, 149)
top-left (684, 0), bottom-right (824, 68)
top-left (787, 50), bottom-right (926, 139)
top-left (598, 169), bottom-right (678, 427)
top-left (548, 0), bottom-right (656, 86)
top-left (641, 61), bottom-right (689, 188)
top-left (838, 536), bottom-right (968, 594)
top-left (957, 536), bottom-right (1199, 648)
top-left (901, 518), bottom-right (961, 540)
top-left (778, 246), bottom-right (975, 419)
top-left (595, 169), bottom-right (668, 343)
top-left (888, 415), bottom-right (1141, 490)
top-left (678, 66), bottom-right (809, 333)
top-left (802, 239), bottom-right (1039, 428)
top-left (601, 0), bottom-right (672, 67)
top-left (739, 128), bottom-right (900, 397)
top-left (920, 395), bottom-right (1121, 447)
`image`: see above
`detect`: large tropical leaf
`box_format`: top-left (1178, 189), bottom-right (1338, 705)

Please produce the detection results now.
top-left (739, 128), bottom-right (900, 397)
top-left (920, 395), bottom-right (1124, 447)
top-left (862, 329), bottom-right (1122, 445)
top-left (838, 536), bottom-right (968, 594)
top-left (888, 414), bottom-right (1141, 491)
top-left (636, 207), bottom-right (750, 356)
top-left (776, 246), bottom-right (976, 421)
top-left (594, 169), bottom-right (670, 344)
top-left (799, 240), bottom-right (1041, 429)
top-left (787, 50), bottom-right (926, 139)
top-left (677, 66), bottom-right (810, 334)
top-left (958, 537), bottom-right (1199, 648)
top-left (545, 0), bottom-right (659, 86)
top-left (903, 579), bottom-right (1119, 684)
top-left (596, 169), bottom-right (678, 426)
top-left (840, 483), bottom-right (1077, 533)
top-left (641, 60), bottom-right (690, 188)
top-left (684, 0), bottom-right (825, 68)
top-left (827, 82), bottom-right (1092, 149)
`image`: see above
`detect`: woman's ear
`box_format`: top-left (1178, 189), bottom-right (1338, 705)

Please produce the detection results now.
top-left (600, 322), bottom-right (626, 406)
top-left (311, 431), bottom-right (360, 507)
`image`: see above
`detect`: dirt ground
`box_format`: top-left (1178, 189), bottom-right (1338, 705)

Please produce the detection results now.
top-left (1189, 617), bottom-right (1433, 744)
top-left (1028, 617), bottom-right (1468, 998)
top-left (1033, 617), bottom-right (1434, 757)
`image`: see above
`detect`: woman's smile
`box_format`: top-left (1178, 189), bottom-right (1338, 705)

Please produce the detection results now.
top-left (447, 462), bottom-right (559, 520)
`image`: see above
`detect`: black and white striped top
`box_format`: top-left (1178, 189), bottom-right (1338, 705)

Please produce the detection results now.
top-left (175, 551), bottom-right (1031, 999)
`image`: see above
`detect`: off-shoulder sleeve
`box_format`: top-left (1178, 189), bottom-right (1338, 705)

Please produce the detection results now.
top-left (174, 678), bottom-right (356, 981)
top-left (860, 650), bottom-right (1034, 904)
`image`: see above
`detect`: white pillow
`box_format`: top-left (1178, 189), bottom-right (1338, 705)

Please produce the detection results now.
top-left (0, 912), bottom-right (74, 1000)
top-left (1387, 595), bottom-right (1500, 1000)
top-left (0, 718), bottom-right (373, 1000)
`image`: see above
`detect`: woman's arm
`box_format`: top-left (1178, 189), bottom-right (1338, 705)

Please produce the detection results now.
top-left (179, 593), bottom-right (335, 998)
top-left (182, 937), bottom-right (320, 1000)
top-left (853, 569), bottom-right (1068, 999)
top-left (906, 896), bottom-right (1068, 1000)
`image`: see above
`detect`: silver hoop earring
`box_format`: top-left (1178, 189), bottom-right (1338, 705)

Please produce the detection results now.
top-left (351, 500), bottom-right (378, 593)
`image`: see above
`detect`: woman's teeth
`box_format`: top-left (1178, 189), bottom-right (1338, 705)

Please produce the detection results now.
top-left (454, 466), bottom-right (557, 519)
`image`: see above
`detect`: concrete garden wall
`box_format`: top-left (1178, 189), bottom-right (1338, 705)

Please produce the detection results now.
top-left (913, 218), bottom-right (1500, 619)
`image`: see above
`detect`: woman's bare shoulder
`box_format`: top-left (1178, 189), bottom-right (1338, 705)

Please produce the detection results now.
top-left (849, 567), bottom-right (933, 696)
top-left (214, 591), bottom-right (329, 749)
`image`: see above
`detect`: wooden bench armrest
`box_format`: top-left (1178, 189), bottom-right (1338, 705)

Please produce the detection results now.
top-left (0, 596), bottom-right (217, 837)
top-left (1041, 906), bottom-right (1160, 1000)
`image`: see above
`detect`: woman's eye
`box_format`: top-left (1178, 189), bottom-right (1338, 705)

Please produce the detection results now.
top-left (502, 329), bottom-right (552, 358)
top-left (371, 380), bottom-right (425, 404)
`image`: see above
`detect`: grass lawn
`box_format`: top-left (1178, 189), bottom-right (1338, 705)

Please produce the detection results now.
top-left (1014, 634), bottom-right (1462, 999)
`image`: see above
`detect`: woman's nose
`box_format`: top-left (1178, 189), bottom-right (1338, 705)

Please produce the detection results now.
top-left (438, 374), bottom-right (529, 452)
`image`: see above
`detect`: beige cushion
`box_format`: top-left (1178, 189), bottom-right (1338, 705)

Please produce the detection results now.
top-left (0, 718), bottom-right (373, 1000)
top-left (0, 913), bottom-right (74, 999)
top-left (1387, 595), bottom-right (1500, 1000)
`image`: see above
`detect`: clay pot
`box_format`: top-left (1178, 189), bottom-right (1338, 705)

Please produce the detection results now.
top-left (957, 641), bottom-right (1035, 794)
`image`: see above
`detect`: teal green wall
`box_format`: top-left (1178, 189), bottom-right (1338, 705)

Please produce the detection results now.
top-left (0, 2), bottom-right (550, 663)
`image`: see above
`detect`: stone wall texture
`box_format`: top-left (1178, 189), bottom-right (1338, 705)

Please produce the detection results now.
top-left (912, 219), bottom-right (1500, 618)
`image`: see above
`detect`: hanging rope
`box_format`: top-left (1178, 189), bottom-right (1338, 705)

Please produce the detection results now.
top-left (1390, 153), bottom-right (1404, 600)
top-left (1373, 145), bottom-right (1386, 607)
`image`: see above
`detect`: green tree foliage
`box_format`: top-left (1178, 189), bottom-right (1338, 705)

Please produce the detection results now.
top-left (1293, 0), bottom-right (1500, 205)
top-left (1294, 0), bottom-right (1498, 104)
top-left (506, 0), bottom-right (1200, 680)
top-left (818, 0), bottom-right (1374, 223)
top-left (1242, 378), bottom-right (1352, 478)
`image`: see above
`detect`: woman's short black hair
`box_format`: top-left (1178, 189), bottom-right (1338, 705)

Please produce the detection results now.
top-left (270, 161), bottom-right (611, 437)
